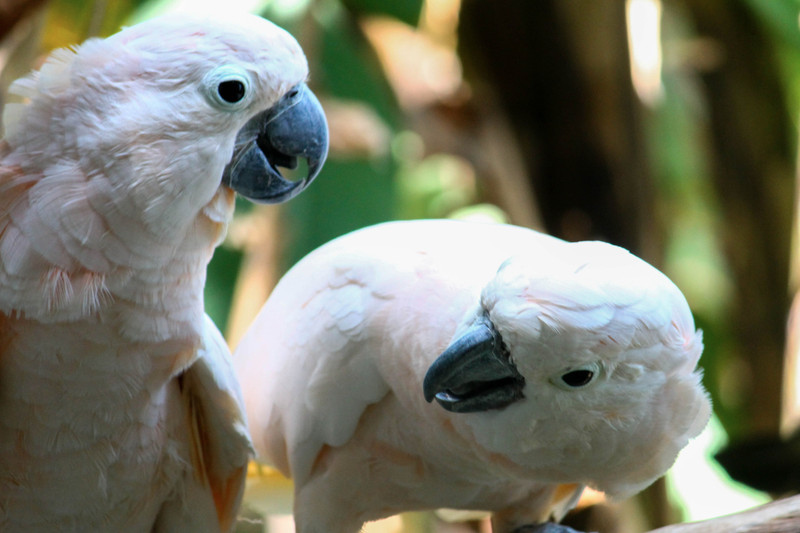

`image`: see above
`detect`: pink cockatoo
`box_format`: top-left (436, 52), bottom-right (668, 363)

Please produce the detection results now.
top-left (234, 219), bottom-right (711, 533)
top-left (0, 12), bottom-right (327, 532)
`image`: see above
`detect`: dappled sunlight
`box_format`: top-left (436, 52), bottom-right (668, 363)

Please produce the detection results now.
top-left (667, 416), bottom-right (770, 522)
top-left (626, 0), bottom-right (663, 105)
top-left (361, 15), bottom-right (462, 110)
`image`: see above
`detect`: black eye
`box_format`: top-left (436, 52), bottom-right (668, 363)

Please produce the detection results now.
top-left (561, 369), bottom-right (595, 388)
top-left (218, 80), bottom-right (246, 103)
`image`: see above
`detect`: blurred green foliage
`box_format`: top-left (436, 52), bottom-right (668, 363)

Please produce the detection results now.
top-left (341, 0), bottom-right (422, 27)
top-left (12, 0), bottom-right (799, 444)
top-left (206, 245), bottom-right (244, 336)
top-left (265, 0), bottom-right (404, 268)
top-left (3, 0), bottom-right (800, 528)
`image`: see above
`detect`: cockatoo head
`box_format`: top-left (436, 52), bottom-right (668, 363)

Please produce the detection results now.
top-left (424, 242), bottom-right (711, 499)
top-left (2, 13), bottom-right (327, 235)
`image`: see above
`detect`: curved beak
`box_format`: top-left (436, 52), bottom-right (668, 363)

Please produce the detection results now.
top-left (223, 83), bottom-right (329, 204)
top-left (423, 315), bottom-right (525, 413)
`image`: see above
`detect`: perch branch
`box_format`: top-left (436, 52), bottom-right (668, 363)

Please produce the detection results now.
top-left (648, 495), bottom-right (800, 533)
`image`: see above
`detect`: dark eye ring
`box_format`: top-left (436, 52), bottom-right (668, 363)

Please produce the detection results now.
top-left (218, 80), bottom-right (246, 103)
top-left (561, 369), bottom-right (595, 388)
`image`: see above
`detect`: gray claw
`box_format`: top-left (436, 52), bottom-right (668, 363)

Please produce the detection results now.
top-left (512, 523), bottom-right (587, 533)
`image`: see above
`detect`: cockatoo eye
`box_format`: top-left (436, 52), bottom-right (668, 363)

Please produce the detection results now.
top-left (218, 80), bottom-right (246, 103)
top-left (203, 66), bottom-right (252, 109)
top-left (561, 369), bottom-right (594, 387)
top-left (551, 362), bottom-right (601, 390)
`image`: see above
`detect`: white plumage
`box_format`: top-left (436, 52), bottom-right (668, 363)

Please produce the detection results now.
top-left (0, 13), bottom-right (326, 532)
top-left (234, 219), bottom-right (711, 533)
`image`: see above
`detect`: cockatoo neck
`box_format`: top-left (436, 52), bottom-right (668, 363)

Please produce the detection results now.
top-left (104, 186), bottom-right (236, 343)
top-left (0, 143), bottom-right (234, 334)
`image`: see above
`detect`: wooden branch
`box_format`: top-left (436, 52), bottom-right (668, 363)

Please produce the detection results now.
top-left (648, 495), bottom-right (800, 533)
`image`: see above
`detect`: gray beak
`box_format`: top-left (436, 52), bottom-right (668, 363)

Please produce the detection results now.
top-left (423, 315), bottom-right (525, 413)
top-left (223, 83), bottom-right (329, 203)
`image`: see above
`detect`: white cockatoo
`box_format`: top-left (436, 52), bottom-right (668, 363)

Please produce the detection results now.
top-left (0, 13), bottom-right (328, 532)
top-left (234, 219), bottom-right (711, 533)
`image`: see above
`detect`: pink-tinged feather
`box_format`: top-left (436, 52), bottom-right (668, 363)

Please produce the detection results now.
top-left (235, 219), bottom-right (711, 533)
top-left (0, 12), bottom-right (312, 531)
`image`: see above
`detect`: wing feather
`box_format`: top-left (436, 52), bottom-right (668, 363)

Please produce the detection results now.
top-left (180, 315), bottom-right (253, 531)
top-left (235, 251), bottom-right (393, 485)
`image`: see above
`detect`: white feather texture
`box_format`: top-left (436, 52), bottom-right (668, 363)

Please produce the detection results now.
top-left (0, 13), bottom-right (305, 532)
top-left (0, 12), bottom-right (307, 321)
top-left (234, 219), bottom-right (711, 533)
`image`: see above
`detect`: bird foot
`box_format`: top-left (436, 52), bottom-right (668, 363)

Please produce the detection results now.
top-left (512, 523), bottom-right (587, 533)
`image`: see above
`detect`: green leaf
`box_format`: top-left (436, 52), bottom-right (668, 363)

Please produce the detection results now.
top-left (317, 9), bottom-right (402, 129)
top-left (341, 0), bottom-right (424, 27)
top-left (204, 244), bottom-right (244, 334)
top-left (739, 0), bottom-right (800, 49)
top-left (284, 157), bottom-right (396, 267)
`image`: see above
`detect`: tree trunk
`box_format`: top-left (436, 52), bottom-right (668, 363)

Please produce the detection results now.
top-left (680, 0), bottom-right (794, 440)
top-left (458, 0), bottom-right (657, 258)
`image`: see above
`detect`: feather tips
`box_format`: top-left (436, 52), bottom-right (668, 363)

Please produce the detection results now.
top-left (180, 317), bottom-right (253, 531)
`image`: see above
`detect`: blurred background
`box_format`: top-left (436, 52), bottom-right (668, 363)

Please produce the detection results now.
top-left (2, 0), bottom-right (799, 531)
